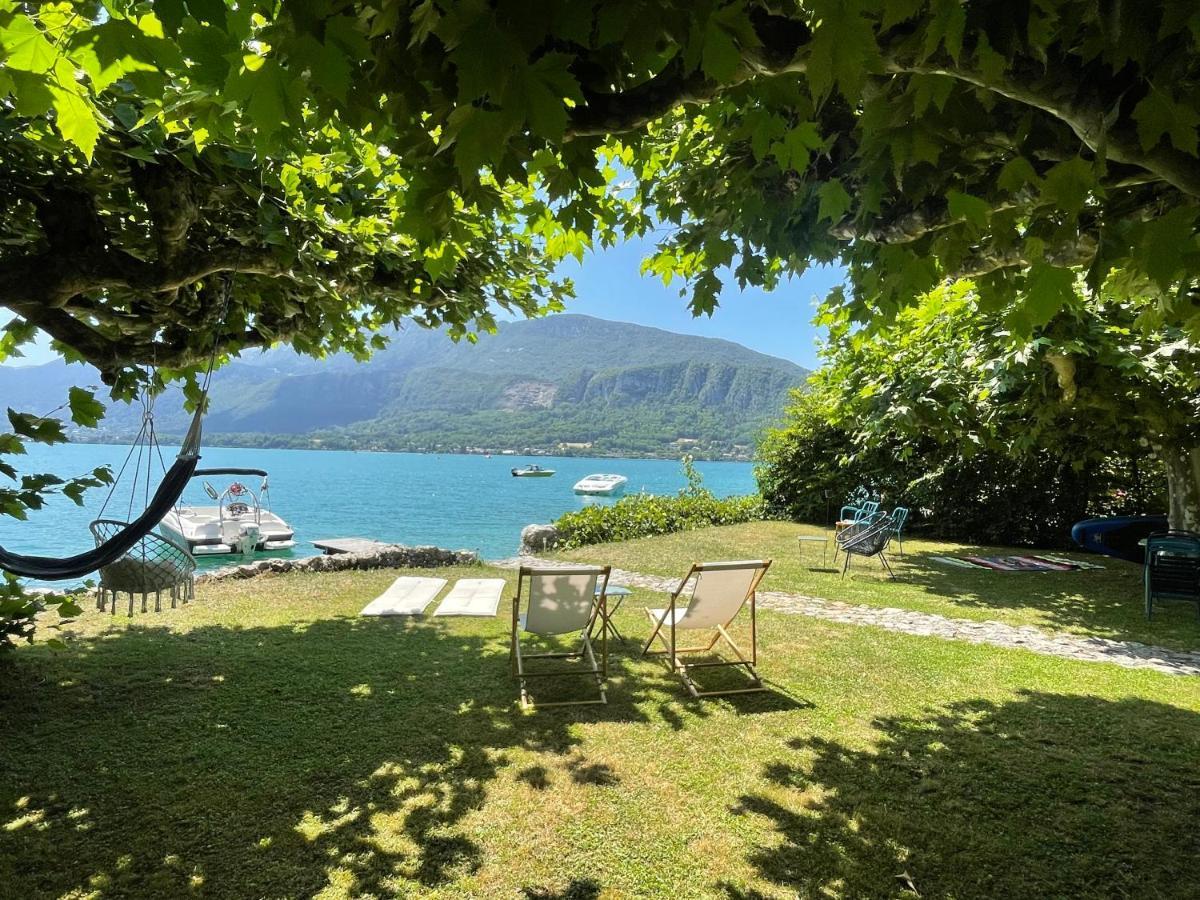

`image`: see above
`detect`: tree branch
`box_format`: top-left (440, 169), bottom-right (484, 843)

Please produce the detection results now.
top-left (564, 16), bottom-right (1200, 197)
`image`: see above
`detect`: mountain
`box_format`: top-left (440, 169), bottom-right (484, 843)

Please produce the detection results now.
top-left (0, 315), bottom-right (808, 459)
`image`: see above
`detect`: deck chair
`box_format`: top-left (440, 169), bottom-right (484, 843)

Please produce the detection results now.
top-left (641, 560), bottom-right (771, 698)
top-left (510, 565), bottom-right (611, 709)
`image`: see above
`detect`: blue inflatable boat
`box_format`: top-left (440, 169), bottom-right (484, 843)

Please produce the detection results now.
top-left (1071, 515), bottom-right (1169, 564)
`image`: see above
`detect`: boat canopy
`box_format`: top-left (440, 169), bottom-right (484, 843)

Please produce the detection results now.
top-left (193, 468), bottom-right (269, 478)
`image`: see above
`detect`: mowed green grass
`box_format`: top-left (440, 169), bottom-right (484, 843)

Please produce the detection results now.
top-left (3, 563), bottom-right (1200, 899)
top-left (556, 520), bottom-right (1200, 650)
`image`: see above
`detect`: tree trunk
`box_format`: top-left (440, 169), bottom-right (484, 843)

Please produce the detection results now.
top-left (1162, 443), bottom-right (1200, 532)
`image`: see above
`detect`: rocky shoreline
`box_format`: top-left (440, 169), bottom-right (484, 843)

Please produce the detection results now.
top-left (196, 544), bottom-right (479, 583)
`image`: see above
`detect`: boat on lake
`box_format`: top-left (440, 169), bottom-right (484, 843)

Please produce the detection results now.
top-left (512, 464), bottom-right (556, 477)
top-left (572, 473), bottom-right (628, 496)
top-left (159, 467), bottom-right (296, 556)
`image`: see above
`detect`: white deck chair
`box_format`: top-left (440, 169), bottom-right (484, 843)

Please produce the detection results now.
top-left (510, 565), bottom-right (611, 709)
top-left (641, 559), bottom-right (771, 698)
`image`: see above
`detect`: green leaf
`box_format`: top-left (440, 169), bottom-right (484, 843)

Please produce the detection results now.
top-left (1022, 262), bottom-right (1076, 328)
top-left (881, 0), bottom-right (924, 29)
top-left (817, 179), bottom-right (853, 223)
top-left (701, 15), bottom-right (740, 82)
top-left (947, 190), bottom-right (990, 228)
top-left (1040, 157), bottom-right (1096, 217)
top-left (185, 0), bottom-right (227, 30)
top-left (1139, 206), bottom-right (1199, 289)
top-left (67, 387), bottom-right (105, 428)
top-left (50, 61), bottom-right (100, 159)
top-left (0, 14), bottom-right (58, 74)
top-left (7, 410), bottom-right (66, 444)
top-left (771, 123), bottom-right (822, 172)
top-left (806, 0), bottom-right (882, 101)
top-left (909, 74), bottom-right (954, 115)
top-left (997, 156), bottom-right (1039, 194)
top-left (243, 61), bottom-right (290, 145)
top-left (922, 0), bottom-right (967, 62)
top-left (409, 0), bottom-right (441, 47)
top-left (6, 69), bottom-right (54, 117)
top-left (519, 52), bottom-right (583, 140)
top-left (68, 18), bottom-right (166, 93)
top-left (973, 33), bottom-right (1006, 84)
top-left (1133, 88), bottom-right (1200, 155)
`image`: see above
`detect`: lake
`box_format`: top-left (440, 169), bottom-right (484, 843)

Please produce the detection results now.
top-left (3, 444), bottom-right (757, 579)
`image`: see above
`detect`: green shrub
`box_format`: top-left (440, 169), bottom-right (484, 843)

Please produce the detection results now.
top-left (554, 491), bottom-right (766, 549)
top-left (756, 387), bottom-right (1166, 547)
top-left (554, 457), bottom-right (766, 548)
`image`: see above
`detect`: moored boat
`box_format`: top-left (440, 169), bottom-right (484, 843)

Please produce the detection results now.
top-left (159, 468), bottom-right (296, 556)
top-left (572, 474), bottom-right (628, 496)
top-left (512, 465), bottom-right (556, 477)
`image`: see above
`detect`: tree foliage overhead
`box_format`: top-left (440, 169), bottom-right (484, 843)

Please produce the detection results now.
top-left (5, 0), bottom-right (1200, 386)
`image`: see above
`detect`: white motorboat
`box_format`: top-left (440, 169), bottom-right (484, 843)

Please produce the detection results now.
top-left (159, 467), bottom-right (295, 556)
top-left (572, 473), bottom-right (629, 496)
top-left (512, 464), bottom-right (556, 477)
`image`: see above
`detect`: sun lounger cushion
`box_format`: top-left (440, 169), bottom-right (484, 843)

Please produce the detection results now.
top-left (360, 576), bottom-right (447, 616)
top-left (433, 578), bottom-right (506, 617)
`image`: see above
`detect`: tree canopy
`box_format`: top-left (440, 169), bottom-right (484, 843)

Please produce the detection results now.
top-left (4, 0), bottom-right (1200, 382)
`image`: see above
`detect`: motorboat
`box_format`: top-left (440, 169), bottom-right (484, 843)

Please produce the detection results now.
top-left (159, 467), bottom-right (296, 556)
top-left (572, 473), bottom-right (628, 496)
top-left (512, 464), bottom-right (556, 477)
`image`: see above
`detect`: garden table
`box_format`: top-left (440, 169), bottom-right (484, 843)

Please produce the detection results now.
top-left (797, 533), bottom-right (830, 568)
top-left (592, 584), bottom-right (632, 643)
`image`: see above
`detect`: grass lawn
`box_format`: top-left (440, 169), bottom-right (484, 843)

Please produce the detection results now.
top-left (555, 521), bottom-right (1200, 651)
top-left (3, 562), bottom-right (1200, 898)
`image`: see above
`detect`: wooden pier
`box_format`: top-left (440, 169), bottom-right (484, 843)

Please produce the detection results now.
top-left (311, 538), bottom-right (394, 556)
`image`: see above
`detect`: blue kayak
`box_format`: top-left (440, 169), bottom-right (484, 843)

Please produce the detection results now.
top-left (1071, 515), bottom-right (1169, 564)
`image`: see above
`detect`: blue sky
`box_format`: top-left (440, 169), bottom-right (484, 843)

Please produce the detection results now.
top-left (557, 233), bottom-right (842, 370)
top-left (2, 235), bottom-right (843, 370)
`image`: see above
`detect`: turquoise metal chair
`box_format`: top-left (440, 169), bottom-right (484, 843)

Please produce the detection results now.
top-left (1144, 531), bottom-right (1200, 620)
top-left (839, 486), bottom-right (871, 523)
top-left (888, 507), bottom-right (910, 556)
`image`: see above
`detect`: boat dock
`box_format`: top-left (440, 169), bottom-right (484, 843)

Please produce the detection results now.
top-left (311, 538), bottom-right (394, 556)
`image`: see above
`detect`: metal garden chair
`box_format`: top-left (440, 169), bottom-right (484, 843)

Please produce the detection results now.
top-left (888, 506), bottom-right (910, 556)
top-left (1144, 531), bottom-right (1200, 620)
top-left (835, 513), bottom-right (896, 579)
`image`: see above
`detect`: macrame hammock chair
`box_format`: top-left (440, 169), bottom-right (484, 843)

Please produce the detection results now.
top-left (0, 394), bottom-right (205, 614)
top-left (0, 280), bottom-right (232, 614)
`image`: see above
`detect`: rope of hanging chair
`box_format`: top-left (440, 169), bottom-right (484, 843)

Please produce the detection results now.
top-left (0, 263), bottom-right (239, 581)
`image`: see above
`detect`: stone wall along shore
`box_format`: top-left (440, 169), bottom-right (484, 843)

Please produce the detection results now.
top-left (197, 544), bottom-right (479, 583)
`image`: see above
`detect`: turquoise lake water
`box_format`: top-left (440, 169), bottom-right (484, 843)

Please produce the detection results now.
top-left (4, 444), bottom-right (757, 578)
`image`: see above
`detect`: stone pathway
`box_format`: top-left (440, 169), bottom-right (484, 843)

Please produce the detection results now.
top-left (495, 556), bottom-right (1200, 678)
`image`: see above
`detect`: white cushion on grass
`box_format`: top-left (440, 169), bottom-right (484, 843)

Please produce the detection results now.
top-left (360, 576), bottom-right (447, 616)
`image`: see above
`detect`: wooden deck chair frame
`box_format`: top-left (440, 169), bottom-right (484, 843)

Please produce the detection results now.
top-left (641, 560), bottom-right (771, 698)
top-left (510, 565), bottom-right (611, 709)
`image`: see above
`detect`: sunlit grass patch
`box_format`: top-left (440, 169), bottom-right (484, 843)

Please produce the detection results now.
top-left (1, 562), bottom-right (1198, 897)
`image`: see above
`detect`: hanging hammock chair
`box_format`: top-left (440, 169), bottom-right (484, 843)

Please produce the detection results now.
top-left (90, 519), bottom-right (196, 615)
top-left (0, 272), bottom-right (233, 604)
top-left (87, 389), bottom-right (201, 615)
top-left (0, 408), bottom-right (204, 582)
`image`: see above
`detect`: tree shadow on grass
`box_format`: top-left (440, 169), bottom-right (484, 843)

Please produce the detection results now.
top-left (731, 690), bottom-right (1200, 898)
top-left (0, 615), bottom-right (665, 898)
top-left (896, 548), bottom-right (1200, 649)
